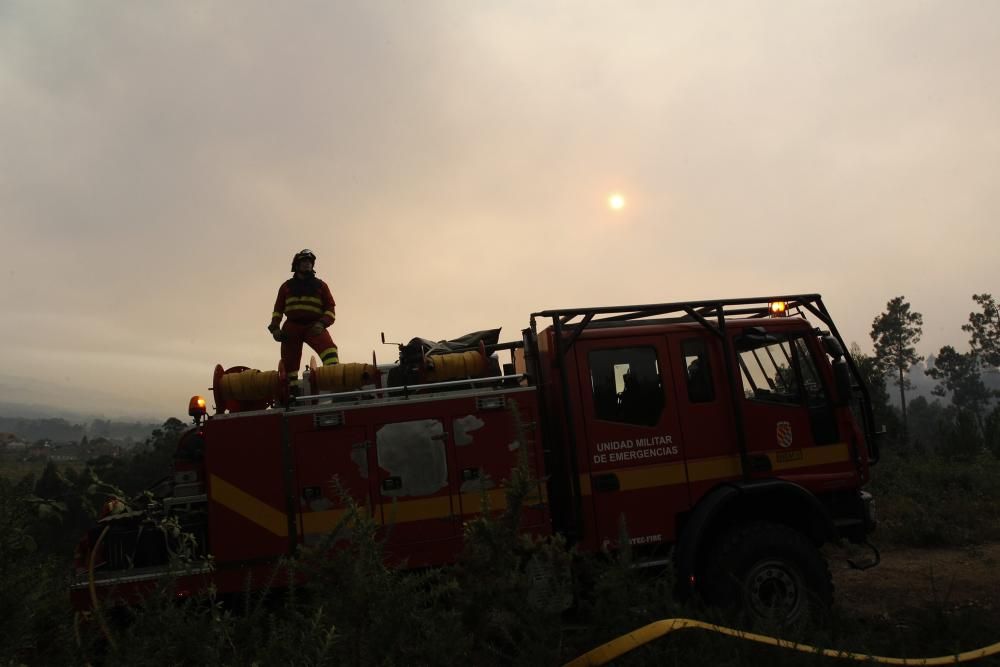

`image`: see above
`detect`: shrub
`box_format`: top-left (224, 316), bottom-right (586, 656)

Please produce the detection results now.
top-left (868, 451), bottom-right (1000, 545)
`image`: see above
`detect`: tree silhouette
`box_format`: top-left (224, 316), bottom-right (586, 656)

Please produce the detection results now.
top-left (89, 417), bottom-right (186, 496)
top-left (963, 293), bottom-right (1000, 368)
top-left (928, 346), bottom-right (994, 419)
top-left (871, 296), bottom-right (923, 446)
top-left (927, 345), bottom-right (996, 454)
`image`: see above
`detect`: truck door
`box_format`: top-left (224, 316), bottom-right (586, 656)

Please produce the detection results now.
top-left (665, 334), bottom-right (740, 500)
top-left (294, 421), bottom-right (377, 546)
top-left (574, 337), bottom-right (689, 550)
top-left (734, 330), bottom-right (854, 481)
top-left (451, 395), bottom-right (547, 532)
top-left (373, 419), bottom-right (461, 566)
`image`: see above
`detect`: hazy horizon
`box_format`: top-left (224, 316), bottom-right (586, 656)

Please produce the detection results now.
top-left (2, 2), bottom-right (998, 419)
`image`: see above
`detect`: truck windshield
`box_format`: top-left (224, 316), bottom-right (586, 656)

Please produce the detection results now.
top-left (738, 334), bottom-right (826, 406)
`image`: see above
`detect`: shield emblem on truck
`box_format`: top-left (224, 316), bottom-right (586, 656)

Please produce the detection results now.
top-left (776, 421), bottom-right (793, 448)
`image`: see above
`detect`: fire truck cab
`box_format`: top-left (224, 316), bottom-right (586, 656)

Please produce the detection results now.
top-left (530, 296), bottom-right (878, 618)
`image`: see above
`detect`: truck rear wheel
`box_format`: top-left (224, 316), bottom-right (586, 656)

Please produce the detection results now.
top-left (704, 520), bottom-right (832, 625)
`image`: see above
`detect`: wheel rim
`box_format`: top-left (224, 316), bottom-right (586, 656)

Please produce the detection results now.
top-left (744, 558), bottom-right (804, 622)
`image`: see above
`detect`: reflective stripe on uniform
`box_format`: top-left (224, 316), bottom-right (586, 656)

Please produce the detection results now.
top-left (323, 310), bottom-right (336, 321)
top-left (286, 304), bottom-right (323, 315)
top-left (320, 347), bottom-right (339, 365)
top-left (271, 311), bottom-right (282, 319)
top-left (285, 296), bottom-right (322, 305)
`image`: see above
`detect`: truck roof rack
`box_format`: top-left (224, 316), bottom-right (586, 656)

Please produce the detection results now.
top-left (529, 294), bottom-right (840, 354)
top-left (531, 293), bottom-right (826, 331)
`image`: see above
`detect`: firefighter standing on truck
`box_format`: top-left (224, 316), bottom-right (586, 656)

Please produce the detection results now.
top-left (268, 250), bottom-right (339, 386)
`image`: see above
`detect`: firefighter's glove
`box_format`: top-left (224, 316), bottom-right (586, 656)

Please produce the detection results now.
top-left (269, 326), bottom-right (283, 342)
top-left (307, 322), bottom-right (326, 338)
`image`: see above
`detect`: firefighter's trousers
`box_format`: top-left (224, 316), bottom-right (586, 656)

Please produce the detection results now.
top-left (280, 321), bottom-right (339, 375)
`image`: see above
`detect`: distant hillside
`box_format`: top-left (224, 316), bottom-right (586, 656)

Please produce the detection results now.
top-left (0, 410), bottom-right (163, 444)
top-left (0, 400), bottom-right (101, 423)
top-left (0, 374), bottom-right (167, 421)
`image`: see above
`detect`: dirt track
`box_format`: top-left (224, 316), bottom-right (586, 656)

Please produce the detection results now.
top-left (831, 542), bottom-right (1000, 621)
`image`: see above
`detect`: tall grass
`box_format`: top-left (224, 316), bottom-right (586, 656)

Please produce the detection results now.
top-left (869, 451), bottom-right (1000, 546)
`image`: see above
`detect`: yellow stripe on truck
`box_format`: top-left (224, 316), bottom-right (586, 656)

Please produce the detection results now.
top-left (301, 508), bottom-right (348, 534)
top-left (210, 474), bottom-right (294, 537)
top-left (615, 462), bottom-right (687, 491)
top-left (210, 475), bottom-right (541, 538)
top-left (382, 495), bottom-right (453, 523)
top-left (581, 444), bottom-right (852, 495)
top-left (769, 442), bottom-right (850, 470)
top-left (687, 456), bottom-right (743, 483)
top-left (212, 444), bottom-right (850, 537)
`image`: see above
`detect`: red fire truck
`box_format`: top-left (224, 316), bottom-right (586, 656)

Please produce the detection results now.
top-left (72, 294), bottom-right (879, 622)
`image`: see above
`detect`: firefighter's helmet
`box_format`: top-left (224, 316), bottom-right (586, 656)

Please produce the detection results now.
top-left (291, 249), bottom-right (316, 271)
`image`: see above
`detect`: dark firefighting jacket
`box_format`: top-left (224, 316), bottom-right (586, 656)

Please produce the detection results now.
top-left (270, 275), bottom-right (336, 329)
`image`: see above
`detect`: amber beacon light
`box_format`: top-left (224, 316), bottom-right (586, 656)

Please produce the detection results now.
top-left (768, 301), bottom-right (788, 317)
top-left (188, 395), bottom-right (207, 421)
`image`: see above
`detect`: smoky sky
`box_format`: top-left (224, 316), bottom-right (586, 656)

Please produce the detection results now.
top-left (1, 1), bottom-right (998, 417)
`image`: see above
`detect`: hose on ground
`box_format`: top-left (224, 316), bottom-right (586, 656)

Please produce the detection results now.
top-left (564, 617), bottom-right (1000, 666)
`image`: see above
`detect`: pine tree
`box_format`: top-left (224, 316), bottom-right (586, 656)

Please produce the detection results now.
top-left (871, 296), bottom-right (923, 446)
top-left (963, 293), bottom-right (1000, 368)
top-left (928, 346), bottom-right (994, 425)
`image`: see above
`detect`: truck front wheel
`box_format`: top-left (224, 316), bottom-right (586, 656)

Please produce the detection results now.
top-left (703, 521), bottom-right (833, 625)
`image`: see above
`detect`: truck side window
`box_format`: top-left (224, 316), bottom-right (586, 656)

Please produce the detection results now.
top-left (682, 339), bottom-right (715, 403)
top-left (589, 347), bottom-right (663, 426)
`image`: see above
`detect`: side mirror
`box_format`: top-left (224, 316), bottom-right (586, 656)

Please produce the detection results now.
top-left (832, 359), bottom-right (851, 406)
top-left (822, 334), bottom-right (844, 360)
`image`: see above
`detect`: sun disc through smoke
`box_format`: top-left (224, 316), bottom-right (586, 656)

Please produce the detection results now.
top-left (609, 194), bottom-right (625, 211)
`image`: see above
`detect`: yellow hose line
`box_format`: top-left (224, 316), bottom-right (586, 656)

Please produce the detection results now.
top-left (313, 363), bottom-right (377, 392)
top-left (220, 370), bottom-right (279, 402)
top-left (88, 525), bottom-right (117, 652)
top-left (564, 618), bottom-right (1000, 666)
top-left (73, 610), bottom-right (83, 649)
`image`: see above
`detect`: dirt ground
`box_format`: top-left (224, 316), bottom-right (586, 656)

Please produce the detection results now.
top-left (830, 541), bottom-right (1000, 621)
